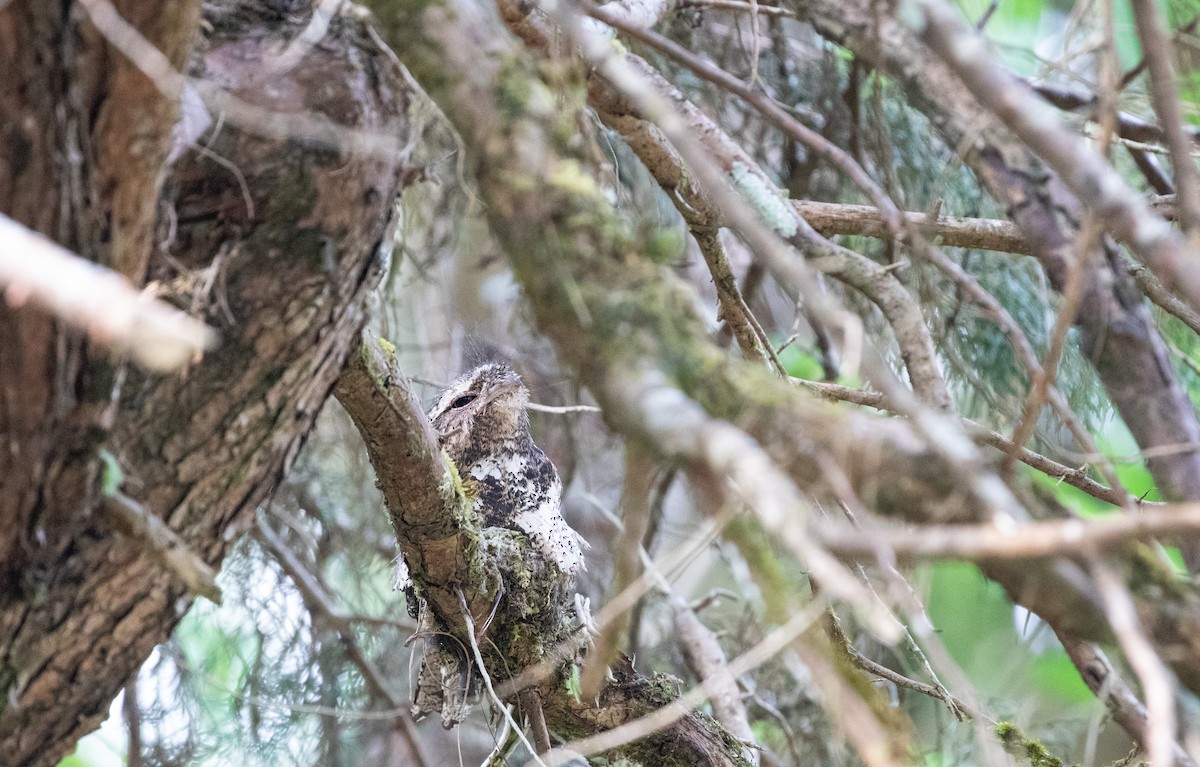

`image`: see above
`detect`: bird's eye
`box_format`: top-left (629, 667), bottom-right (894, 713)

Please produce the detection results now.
top-left (449, 393), bottom-right (477, 409)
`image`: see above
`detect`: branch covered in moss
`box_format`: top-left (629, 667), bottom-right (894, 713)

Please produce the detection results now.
top-left (333, 333), bottom-right (486, 629)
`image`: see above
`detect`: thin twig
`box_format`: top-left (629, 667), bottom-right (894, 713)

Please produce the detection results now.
top-left (796, 379), bottom-right (1139, 509)
top-left (103, 492), bottom-right (222, 603)
top-left (676, 0), bottom-right (796, 17)
top-left (458, 590), bottom-right (548, 767)
top-left (525, 402), bottom-right (602, 413)
top-left (1092, 559), bottom-right (1176, 767)
top-left (825, 609), bottom-right (971, 720)
top-left (814, 504), bottom-right (1200, 561)
top-left (1130, 0), bottom-right (1200, 240)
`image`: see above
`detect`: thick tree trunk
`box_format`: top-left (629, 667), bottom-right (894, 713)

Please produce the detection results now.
top-left (0, 2), bottom-right (410, 764)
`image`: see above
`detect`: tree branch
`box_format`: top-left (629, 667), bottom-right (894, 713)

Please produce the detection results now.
top-left (815, 503), bottom-right (1200, 562)
top-left (913, 0), bottom-right (1200, 311)
top-left (103, 491), bottom-right (221, 603)
top-left (797, 379), bottom-right (1138, 509)
top-left (1129, 0), bottom-right (1200, 239)
top-left (0, 213), bottom-right (215, 371)
top-left (1058, 635), bottom-right (1197, 767)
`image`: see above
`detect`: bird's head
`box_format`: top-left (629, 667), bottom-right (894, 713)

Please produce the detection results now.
top-left (428, 362), bottom-right (531, 457)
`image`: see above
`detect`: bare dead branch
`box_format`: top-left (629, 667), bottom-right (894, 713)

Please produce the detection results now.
top-left (676, 0), bottom-right (795, 17)
top-left (815, 503), bottom-right (1200, 562)
top-left (1092, 558), bottom-right (1176, 767)
top-left (616, 367), bottom-right (901, 638)
top-left (525, 402), bottom-right (603, 413)
top-left (912, 0), bottom-right (1200, 313)
top-left (1130, 0), bottom-right (1200, 243)
top-left (795, 200), bottom-right (1027, 253)
top-left (0, 214), bottom-right (216, 371)
top-left (1058, 635), bottom-right (1198, 767)
top-left (103, 492), bottom-right (222, 604)
top-left (123, 677), bottom-right (142, 767)
top-left (799, 199), bottom-right (1198, 360)
top-left (673, 597), bottom-right (759, 764)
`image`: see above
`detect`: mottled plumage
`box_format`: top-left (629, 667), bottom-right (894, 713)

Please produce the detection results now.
top-left (428, 363), bottom-right (586, 576)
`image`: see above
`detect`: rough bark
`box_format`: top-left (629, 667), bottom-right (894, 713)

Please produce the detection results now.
top-left (0, 2), bottom-right (410, 764)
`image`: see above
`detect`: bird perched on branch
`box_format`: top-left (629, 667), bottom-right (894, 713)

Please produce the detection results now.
top-left (428, 361), bottom-right (586, 577)
top-left (410, 362), bottom-right (588, 728)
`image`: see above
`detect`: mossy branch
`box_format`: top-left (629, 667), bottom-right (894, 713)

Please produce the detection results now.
top-left (333, 332), bottom-right (486, 626)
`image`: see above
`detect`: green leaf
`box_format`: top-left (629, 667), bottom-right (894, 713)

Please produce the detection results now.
top-left (98, 450), bottom-right (123, 497)
top-left (565, 663), bottom-right (583, 703)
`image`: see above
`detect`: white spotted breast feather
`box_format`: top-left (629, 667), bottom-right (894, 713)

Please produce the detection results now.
top-left (429, 362), bottom-right (587, 577)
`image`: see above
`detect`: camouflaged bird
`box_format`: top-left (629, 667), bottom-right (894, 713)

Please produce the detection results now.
top-left (427, 362), bottom-right (587, 577)
top-left (409, 362), bottom-right (590, 727)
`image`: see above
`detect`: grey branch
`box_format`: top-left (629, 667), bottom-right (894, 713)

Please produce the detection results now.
top-left (815, 504), bottom-right (1200, 562)
top-left (913, 0), bottom-right (1200, 313)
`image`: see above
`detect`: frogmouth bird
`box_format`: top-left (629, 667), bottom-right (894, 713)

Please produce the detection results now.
top-left (427, 361), bottom-right (586, 577)
top-left (410, 362), bottom-right (588, 727)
